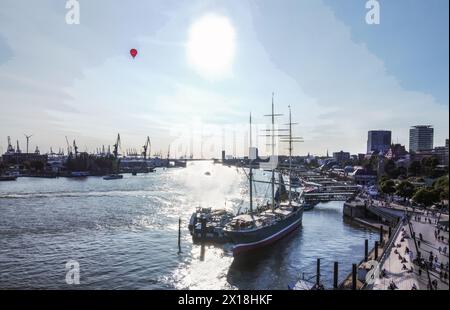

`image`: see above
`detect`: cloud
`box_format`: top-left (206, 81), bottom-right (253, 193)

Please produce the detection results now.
top-left (249, 0), bottom-right (449, 152)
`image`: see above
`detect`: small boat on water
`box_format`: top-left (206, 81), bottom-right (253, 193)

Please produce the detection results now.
top-left (0, 175), bottom-right (17, 181)
top-left (70, 171), bottom-right (89, 178)
top-left (103, 174), bottom-right (123, 180)
top-left (204, 171), bottom-right (211, 176)
top-left (188, 207), bottom-right (234, 243)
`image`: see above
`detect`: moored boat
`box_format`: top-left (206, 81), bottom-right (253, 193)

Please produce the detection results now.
top-left (103, 174), bottom-right (123, 180)
top-left (223, 99), bottom-right (304, 257)
top-left (0, 175), bottom-right (17, 181)
top-left (188, 207), bottom-right (234, 243)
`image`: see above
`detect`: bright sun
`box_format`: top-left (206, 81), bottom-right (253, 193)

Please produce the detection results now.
top-left (187, 14), bottom-right (236, 79)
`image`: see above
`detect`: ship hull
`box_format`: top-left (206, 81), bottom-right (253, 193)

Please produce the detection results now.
top-left (225, 209), bottom-right (303, 256)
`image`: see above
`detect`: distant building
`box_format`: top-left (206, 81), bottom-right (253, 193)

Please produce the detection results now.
top-left (333, 151), bottom-right (350, 163)
top-left (2, 152), bottom-right (48, 165)
top-left (385, 144), bottom-right (408, 161)
top-left (367, 130), bottom-right (392, 154)
top-left (433, 146), bottom-right (449, 165)
top-left (409, 125), bottom-right (434, 152)
top-left (221, 150), bottom-right (226, 161)
top-left (350, 167), bottom-right (377, 185)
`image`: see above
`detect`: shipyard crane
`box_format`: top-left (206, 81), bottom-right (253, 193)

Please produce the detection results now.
top-left (24, 134), bottom-right (33, 154)
top-left (65, 136), bottom-right (72, 156)
top-left (7, 136), bottom-right (14, 153)
top-left (73, 140), bottom-right (79, 157)
top-left (142, 136), bottom-right (151, 160)
top-left (113, 133), bottom-right (121, 159)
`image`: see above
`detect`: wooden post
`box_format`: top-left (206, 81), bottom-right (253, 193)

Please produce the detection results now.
top-left (201, 217), bottom-right (206, 241)
top-left (364, 239), bottom-right (369, 262)
top-left (379, 225), bottom-right (383, 245)
top-left (178, 217), bottom-right (182, 253)
top-left (374, 241), bottom-right (379, 260)
top-left (388, 226), bottom-right (392, 238)
top-left (333, 262), bottom-right (339, 289)
top-left (316, 258), bottom-right (321, 287)
top-left (352, 264), bottom-right (357, 290)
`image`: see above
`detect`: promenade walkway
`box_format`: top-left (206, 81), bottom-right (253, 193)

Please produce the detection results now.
top-left (369, 197), bottom-right (449, 290)
top-left (410, 213), bottom-right (449, 290)
top-left (372, 222), bottom-right (419, 290)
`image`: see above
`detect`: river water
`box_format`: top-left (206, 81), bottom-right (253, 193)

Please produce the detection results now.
top-left (0, 161), bottom-right (378, 289)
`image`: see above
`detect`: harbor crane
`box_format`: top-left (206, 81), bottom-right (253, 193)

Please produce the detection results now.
top-left (113, 133), bottom-right (121, 159)
top-left (7, 136), bottom-right (14, 153)
top-left (73, 140), bottom-right (79, 157)
top-left (142, 136), bottom-right (151, 160)
top-left (24, 133), bottom-right (33, 154)
top-left (65, 136), bottom-right (72, 156)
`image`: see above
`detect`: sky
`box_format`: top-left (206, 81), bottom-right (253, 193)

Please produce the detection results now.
top-left (0, 0), bottom-right (448, 158)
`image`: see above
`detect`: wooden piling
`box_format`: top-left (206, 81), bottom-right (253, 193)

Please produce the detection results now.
top-left (379, 225), bottom-right (383, 245)
top-left (201, 217), bottom-right (206, 241)
top-left (316, 258), bottom-right (321, 286)
top-left (364, 239), bottom-right (368, 262)
top-left (388, 226), bottom-right (392, 238)
top-left (374, 241), bottom-right (379, 260)
top-left (352, 264), bottom-right (357, 290)
top-left (333, 262), bottom-right (338, 289)
top-left (178, 217), bottom-right (182, 253)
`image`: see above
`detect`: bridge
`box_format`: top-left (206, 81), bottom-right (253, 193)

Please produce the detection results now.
top-left (304, 191), bottom-right (357, 203)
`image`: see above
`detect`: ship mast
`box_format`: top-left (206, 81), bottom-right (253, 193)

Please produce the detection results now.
top-left (271, 94), bottom-right (275, 210)
top-left (288, 106), bottom-right (293, 206)
top-left (264, 93), bottom-right (282, 211)
top-left (280, 106), bottom-right (303, 207)
top-left (249, 113), bottom-right (253, 213)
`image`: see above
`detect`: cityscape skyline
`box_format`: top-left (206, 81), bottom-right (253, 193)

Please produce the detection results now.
top-left (1, 123), bottom-right (448, 158)
top-left (0, 0), bottom-right (448, 157)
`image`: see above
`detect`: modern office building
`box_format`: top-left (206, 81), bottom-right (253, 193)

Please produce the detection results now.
top-left (409, 125), bottom-right (434, 153)
top-left (333, 151), bottom-right (350, 163)
top-left (367, 130), bottom-right (392, 154)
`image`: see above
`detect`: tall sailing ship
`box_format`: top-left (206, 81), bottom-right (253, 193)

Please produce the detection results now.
top-left (223, 95), bottom-right (304, 256)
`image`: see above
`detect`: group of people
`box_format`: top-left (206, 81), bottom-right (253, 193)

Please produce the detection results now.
top-left (435, 228), bottom-right (448, 244)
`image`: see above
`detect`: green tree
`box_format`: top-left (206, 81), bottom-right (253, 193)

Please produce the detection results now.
top-left (384, 159), bottom-right (397, 179)
top-left (413, 188), bottom-right (440, 207)
top-left (408, 161), bottom-right (422, 176)
top-left (396, 181), bottom-right (416, 201)
top-left (421, 156), bottom-right (439, 177)
top-left (380, 180), bottom-right (396, 195)
top-left (433, 175), bottom-right (449, 201)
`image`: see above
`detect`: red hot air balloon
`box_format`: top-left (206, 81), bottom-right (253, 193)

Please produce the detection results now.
top-left (130, 48), bottom-right (138, 59)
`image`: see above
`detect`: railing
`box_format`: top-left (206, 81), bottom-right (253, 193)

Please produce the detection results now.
top-left (360, 217), bottom-right (403, 290)
top-left (366, 204), bottom-right (400, 223)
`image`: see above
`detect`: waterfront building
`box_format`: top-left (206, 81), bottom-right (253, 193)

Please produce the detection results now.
top-left (350, 167), bottom-right (377, 185)
top-left (332, 151), bottom-right (350, 163)
top-left (367, 130), bottom-right (392, 154)
top-left (2, 152), bottom-right (48, 165)
top-left (409, 125), bottom-right (434, 152)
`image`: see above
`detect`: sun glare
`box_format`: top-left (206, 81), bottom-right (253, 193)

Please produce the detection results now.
top-left (187, 14), bottom-right (236, 79)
